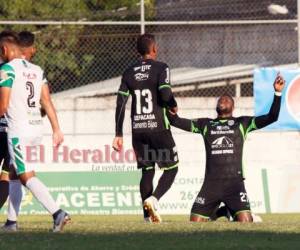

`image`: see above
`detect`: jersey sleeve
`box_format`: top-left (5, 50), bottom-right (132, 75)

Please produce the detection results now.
top-left (117, 73), bottom-right (130, 97)
top-left (115, 72), bottom-right (130, 136)
top-left (191, 118), bottom-right (208, 135)
top-left (0, 64), bottom-right (15, 88)
top-left (168, 112), bottom-right (207, 135)
top-left (41, 70), bottom-right (48, 85)
top-left (158, 64), bottom-right (171, 90)
top-left (239, 94), bottom-right (282, 138)
top-left (239, 116), bottom-right (257, 139)
top-left (158, 64), bottom-right (177, 108)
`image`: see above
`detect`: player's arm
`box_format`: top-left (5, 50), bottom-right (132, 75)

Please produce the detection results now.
top-left (0, 87), bottom-right (10, 116)
top-left (0, 64), bottom-right (15, 116)
top-left (241, 74), bottom-right (285, 135)
top-left (252, 74), bottom-right (285, 130)
top-left (167, 112), bottom-right (205, 134)
top-left (113, 74), bottom-right (130, 151)
top-left (158, 65), bottom-right (178, 114)
top-left (40, 83), bottom-right (63, 147)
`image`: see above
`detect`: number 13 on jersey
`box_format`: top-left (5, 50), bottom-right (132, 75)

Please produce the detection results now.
top-left (134, 89), bottom-right (153, 114)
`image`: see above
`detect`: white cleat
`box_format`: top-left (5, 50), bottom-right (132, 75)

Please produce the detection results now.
top-left (252, 213), bottom-right (263, 223)
top-left (143, 196), bottom-right (162, 223)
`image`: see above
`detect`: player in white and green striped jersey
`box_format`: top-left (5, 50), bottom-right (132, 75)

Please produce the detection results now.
top-left (0, 31), bottom-right (70, 232)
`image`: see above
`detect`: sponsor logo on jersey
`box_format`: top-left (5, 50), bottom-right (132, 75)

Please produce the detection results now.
top-left (228, 120), bottom-right (235, 126)
top-left (211, 136), bottom-right (234, 155)
top-left (134, 65), bottom-right (151, 72)
top-left (195, 197), bottom-right (205, 205)
top-left (23, 72), bottom-right (37, 80)
top-left (134, 72), bottom-right (149, 81)
top-left (212, 136), bottom-right (234, 148)
top-left (211, 124), bottom-right (234, 135)
top-left (286, 75), bottom-right (300, 122)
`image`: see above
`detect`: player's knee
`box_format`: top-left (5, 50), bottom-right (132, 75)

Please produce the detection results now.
top-left (163, 166), bottom-right (178, 179)
top-left (18, 171), bottom-right (36, 186)
top-left (235, 212), bottom-right (253, 223)
top-left (0, 172), bottom-right (9, 181)
top-left (190, 214), bottom-right (209, 222)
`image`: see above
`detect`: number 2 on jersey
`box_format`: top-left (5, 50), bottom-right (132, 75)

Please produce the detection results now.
top-left (134, 89), bottom-right (153, 114)
top-left (26, 81), bottom-right (36, 108)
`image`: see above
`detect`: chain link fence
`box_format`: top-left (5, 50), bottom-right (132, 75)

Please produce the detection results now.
top-left (0, 0), bottom-right (298, 97)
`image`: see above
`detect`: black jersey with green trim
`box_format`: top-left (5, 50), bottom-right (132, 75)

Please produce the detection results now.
top-left (168, 94), bottom-right (281, 180)
top-left (115, 59), bottom-right (177, 136)
top-left (190, 116), bottom-right (257, 180)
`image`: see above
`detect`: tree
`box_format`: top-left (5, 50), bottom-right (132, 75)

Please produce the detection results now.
top-left (0, 0), bottom-right (154, 92)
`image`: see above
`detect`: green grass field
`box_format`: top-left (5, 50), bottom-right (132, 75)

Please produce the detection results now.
top-left (0, 214), bottom-right (300, 250)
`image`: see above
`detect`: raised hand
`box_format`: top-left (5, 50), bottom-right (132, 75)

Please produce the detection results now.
top-left (273, 72), bottom-right (285, 93)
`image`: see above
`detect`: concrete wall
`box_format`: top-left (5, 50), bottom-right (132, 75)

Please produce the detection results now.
top-left (46, 96), bottom-right (300, 171)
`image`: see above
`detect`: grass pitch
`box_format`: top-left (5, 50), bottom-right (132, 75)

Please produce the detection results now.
top-left (0, 214), bottom-right (300, 250)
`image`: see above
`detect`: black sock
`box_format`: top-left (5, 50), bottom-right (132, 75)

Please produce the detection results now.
top-left (0, 180), bottom-right (9, 209)
top-left (52, 209), bottom-right (62, 220)
top-left (5, 219), bottom-right (16, 226)
top-left (140, 169), bottom-right (155, 218)
top-left (153, 167), bottom-right (178, 201)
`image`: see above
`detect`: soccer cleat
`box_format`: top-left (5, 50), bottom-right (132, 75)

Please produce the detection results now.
top-left (2, 221), bottom-right (18, 232)
top-left (143, 196), bottom-right (162, 223)
top-left (252, 213), bottom-right (263, 223)
top-left (53, 210), bottom-right (71, 232)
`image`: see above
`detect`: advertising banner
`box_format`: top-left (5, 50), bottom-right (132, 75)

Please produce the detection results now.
top-left (254, 67), bottom-right (300, 130)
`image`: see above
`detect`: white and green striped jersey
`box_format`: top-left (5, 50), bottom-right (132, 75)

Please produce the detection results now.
top-left (0, 58), bottom-right (47, 138)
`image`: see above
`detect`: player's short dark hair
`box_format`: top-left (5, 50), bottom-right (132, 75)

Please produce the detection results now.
top-left (0, 30), bottom-right (19, 45)
top-left (18, 31), bottom-right (35, 47)
top-left (137, 33), bottom-right (156, 56)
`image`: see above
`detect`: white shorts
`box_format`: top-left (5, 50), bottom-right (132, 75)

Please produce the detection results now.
top-left (8, 137), bottom-right (43, 175)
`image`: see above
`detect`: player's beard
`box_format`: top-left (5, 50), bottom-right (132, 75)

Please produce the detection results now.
top-left (216, 106), bottom-right (232, 117)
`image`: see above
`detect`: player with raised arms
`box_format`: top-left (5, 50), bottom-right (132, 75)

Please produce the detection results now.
top-left (113, 34), bottom-right (179, 223)
top-left (0, 30), bottom-right (70, 232)
top-left (168, 74), bottom-right (285, 222)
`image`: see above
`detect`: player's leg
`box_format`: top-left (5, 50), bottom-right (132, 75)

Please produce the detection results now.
top-left (132, 133), bottom-right (156, 222)
top-left (140, 168), bottom-right (155, 221)
top-left (152, 130), bottom-right (179, 200)
top-left (9, 137), bottom-right (70, 232)
top-left (2, 169), bottom-right (22, 231)
top-left (223, 179), bottom-right (253, 223)
top-left (190, 180), bottom-right (220, 222)
top-left (144, 131), bottom-right (179, 223)
top-left (0, 132), bottom-right (10, 210)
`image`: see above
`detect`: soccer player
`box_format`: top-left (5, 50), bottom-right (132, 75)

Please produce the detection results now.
top-left (113, 34), bottom-right (179, 223)
top-left (0, 32), bottom-right (14, 211)
top-left (0, 31), bottom-right (70, 231)
top-left (0, 112), bottom-right (10, 208)
top-left (167, 74), bottom-right (285, 222)
top-left (3, 30), bottom-right (38, 230)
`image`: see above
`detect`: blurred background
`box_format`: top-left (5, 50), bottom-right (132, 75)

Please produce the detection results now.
top-left (0, 0), bottom-right (297, 96)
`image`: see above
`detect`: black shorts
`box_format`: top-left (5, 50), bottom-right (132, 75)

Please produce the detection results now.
top-left (191, 178), bottom-right (251, 219)
top-left (0, 131), bottom-right (10, 174)
top-left (132, 130), bottom-right (178, 170)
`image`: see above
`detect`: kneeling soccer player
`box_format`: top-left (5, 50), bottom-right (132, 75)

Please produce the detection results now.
top-left (168, 74), bottom-right (285, 222)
